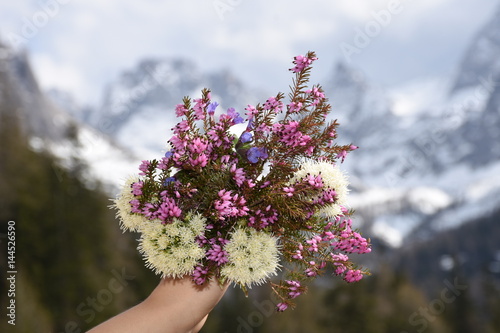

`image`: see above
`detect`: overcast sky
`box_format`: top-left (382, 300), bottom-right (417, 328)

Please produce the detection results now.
top-left (0, 0), bottom-right (498, 106)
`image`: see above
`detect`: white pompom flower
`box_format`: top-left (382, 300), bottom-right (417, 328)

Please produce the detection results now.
top-left (138, 212), bottom-right (207, 278)
top-left (221, 227), bottom-right (281, 288)
top-left (111, 175), bottom-right (149, 232)
top-left (291, 161), bottom-right (349, 217)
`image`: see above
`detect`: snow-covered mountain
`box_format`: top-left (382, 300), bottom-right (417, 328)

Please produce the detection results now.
top-left (76, 57), bottom-right (266, 160)
top-left (12, 4), bottom-right (500, 248)
top-left (0, 40), bottom-right (138, 193)
top-left (321, 6), bottom-right (500, 245)
top-left (450, 7), bottom-right (500, 94)
top-left (0, 41), bottom-right (72, 142)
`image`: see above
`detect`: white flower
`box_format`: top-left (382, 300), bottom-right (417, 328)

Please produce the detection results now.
top-left (291, 161), bottom-right (349, 217)
top-left (221, 228), bottom-right (280, 287)
top-left (138, 214), bottom-right (207, 278)
top-left (111, 175), bottom-right (148, 232)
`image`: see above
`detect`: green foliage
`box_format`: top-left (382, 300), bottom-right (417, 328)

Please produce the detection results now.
top-left (0, 110), bottom-right (157, 332)
top-left (203, 264), bottom-right (455, 333)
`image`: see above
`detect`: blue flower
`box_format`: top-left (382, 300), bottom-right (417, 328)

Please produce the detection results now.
top-left (227, 107), bottom-right (244, 124)
top-left (165, 150), bottom-right (174, 158)
top-left (207, 102), bottom-right (219, 115)
top-left (247, 147), bottom-right (268, 163)
top-left (163, 177), bottom-right (176, 186)
top-left (240, 132), bottom-right (253, 143)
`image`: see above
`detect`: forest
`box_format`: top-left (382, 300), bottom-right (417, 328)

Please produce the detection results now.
top-left (1, 98), bottom-right (500, 333)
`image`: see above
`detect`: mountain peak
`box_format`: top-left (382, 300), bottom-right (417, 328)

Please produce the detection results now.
top-left (450, 6), bottom-right (500, 94)
top-left (0, 42), bottom-right (72, 141)
top-left (328, 61), bottom-right (367, 92)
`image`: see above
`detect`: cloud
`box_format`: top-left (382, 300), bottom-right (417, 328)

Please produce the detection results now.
top-left (31, 53), bottom-right (88, 98)
top-left (0, 0), bottom-right (498, 106)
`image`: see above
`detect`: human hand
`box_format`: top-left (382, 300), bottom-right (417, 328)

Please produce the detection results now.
top-left (87, 276), bottom-right (228, 333)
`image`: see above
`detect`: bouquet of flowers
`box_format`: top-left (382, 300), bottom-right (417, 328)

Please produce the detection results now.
top-left (112, 51), bottom-right (371, 311)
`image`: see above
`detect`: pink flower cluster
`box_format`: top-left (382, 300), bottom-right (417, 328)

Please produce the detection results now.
top-left (275, 210), bottom-right (371, 307)
top-left (274, 121), bottom-right (312, 148)
top-left (214, 189), bottom-right (249, 220)
top-left (123, 51), bottom-right (371, 312)
top-left (290, 54), bottom-right (318, 73)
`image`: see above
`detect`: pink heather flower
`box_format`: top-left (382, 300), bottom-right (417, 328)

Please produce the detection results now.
top-left (230, 164), bottom-right (247, 187)
top-left (175, 104), bottom-right (188, 117)
top-left (206, 240), bottom-right (229, 266)
top-left (276, 302), bottom-right (288, 312)
top-left (313, 188), bottom-right (337, 206)
top-left (193, 98), bottom-right (206, 120)
top-left (188, 138), bottom-right (209, 154)
top-left (306, 235), bottom-right (322, 252)
top-left (292, 242), bottom-right (304, 259)
top-left (276, 121), bottom-right (311, 147)
top-left (169, 135), bottom-right (188, 152)
top-left (321, 231), bottom-right (335, 241)
top-left (220, 155), bottom-right (231, 165)
top-left (305, 261), bottom-right (317, 277)
top-left (304, 174), bottom-right (324, 188)
top-left (292, 249), bottom-right (303, 260)
top-left (333, 230), bottom-right (371, 254)
top-left (335, 264), bottom-right (347, 275)
top-left (248, 206), bottom-right (278, 229)
top-left (306, 86), bottom-right (325, 106)
top-left (192, 265), bottom-right (209, 285)
top-left (305, 268), bottom-right (317, 277)
top-left (263, 96), bottom-right (283, 113)
top-left (283, 186), bottom-right (295, 197)
top-left (255, 123), bottom-right (271, 133)
top-left (286, 280), bottom-right (302, 299)
top-left (189, 153), bottom-right (209, 168)
top-left (287, 101), bottom-right (302, 113)
top-left (331, 252), bottom-right (349, 274)
top-left (331, 253), bottom-right (349, 262)
top-left (214, 190), bottom-right (249, 220)
top-left (157, 197), bottom-right (182, 221)
top-left (131, 181), bottom-right (144, 196)
top-left (260, 181), bottom-right (271, 188)
top-left (174, 120), bottom-right (191, 134)
top-left (245, 104), bottom-right (258, 118)
top-left (305, 261), bottom-right (326, 277)
top-left (141, 202), bottom-right (156, 219)
top-left (337, 150), bottom-right (348, 163)
top-left (138, 160), bottom-right (151, 175)
top-left (129, 199), bottom-right (141, 213)
top-left (305, 145), bottom-right (315, 156)
top-left (344, 269), bottom-right (363, 283)
top-left (290, 54), bottom-right (317, 73)
top-left (157, 157), bottom-right (170, 170)
top-left (207, 127), bottom-right (233, 149)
